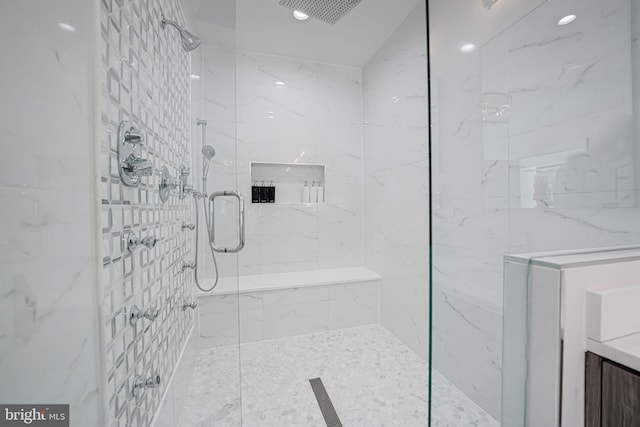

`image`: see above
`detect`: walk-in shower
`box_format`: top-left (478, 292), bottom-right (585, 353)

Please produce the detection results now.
top-left (10, 0), bottom-right (640, 426)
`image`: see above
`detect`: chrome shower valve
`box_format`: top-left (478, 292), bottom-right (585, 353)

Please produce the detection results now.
top-left (182, 260), bottom-right (196, 271)
top-left (118, 121), bottom-right (152, 187)
top-left (182, 300), bottom-right (198, 311)
top-left (125, 232), bottom-right (158, 251)
top-left (132, 373), bottom-right (161, 397)
top-left (130, 304), bottom-right (160, 325)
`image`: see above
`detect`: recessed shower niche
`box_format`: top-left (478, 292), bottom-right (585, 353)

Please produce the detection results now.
top-left (250, 162), bottom-right (325, 204)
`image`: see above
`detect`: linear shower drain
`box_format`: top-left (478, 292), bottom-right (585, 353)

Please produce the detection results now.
top-left (309, 378), bottom-right (343, 427)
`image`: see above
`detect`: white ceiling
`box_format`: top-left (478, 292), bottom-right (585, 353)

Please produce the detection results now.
top-left (183, 0), bottom-right (422, 67)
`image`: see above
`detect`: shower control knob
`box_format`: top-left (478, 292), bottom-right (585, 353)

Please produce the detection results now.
top-left (122, 155), bottom-right (153, 177)
top-left (125, 232), bottom-right (158, 251)
top-left (182, 222), bottom-right (196, 231)
top-left (146, 373), bottom-right (161, 388)
top-left (182, 300), bottom-right (198, 311)
top-left (141, 236), bottom-right (158, 249)
top-left (132, 373), bottom-right (161, 397)
top-left (124, 129), bottom-right (144, 145)
top-left (130, 304), bottom-right (160, 325)
top-left (182, 260), bottom-right (196, 271)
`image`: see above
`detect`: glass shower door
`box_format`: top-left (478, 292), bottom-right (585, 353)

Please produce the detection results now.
top-left (165, 13), bottom-right (244, 427)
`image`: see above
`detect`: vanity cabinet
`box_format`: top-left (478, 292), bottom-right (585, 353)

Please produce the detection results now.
top-left (586, 352), bottom-right (640, 427)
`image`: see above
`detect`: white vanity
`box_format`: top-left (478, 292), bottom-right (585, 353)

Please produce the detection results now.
top-left (502, 246), bottom-right (640, 427)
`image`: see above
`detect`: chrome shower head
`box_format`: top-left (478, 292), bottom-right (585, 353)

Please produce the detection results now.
top-left (201, 145), bottom-right (216, 181)
top-left (201, 145), bottom-right (216, 160)
top-left (161, 16), bottom-right (201, 52)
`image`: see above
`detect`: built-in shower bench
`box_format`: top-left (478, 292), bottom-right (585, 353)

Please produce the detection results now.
top-left (196, 267), bottom-right (381, 347)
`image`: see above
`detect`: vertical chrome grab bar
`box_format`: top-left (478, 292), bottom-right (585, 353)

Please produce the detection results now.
top-left (208, 190), bottom-right (245, 253)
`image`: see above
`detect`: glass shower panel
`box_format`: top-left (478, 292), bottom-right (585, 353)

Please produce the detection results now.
top-left (502, 0), bottom-right (639, 423)
top-left (169, 4), bottom-right (242, 426)
top-left (429, 0), bottom-right (640, 424)
top-left (503, 0), bottom-right (637, 252)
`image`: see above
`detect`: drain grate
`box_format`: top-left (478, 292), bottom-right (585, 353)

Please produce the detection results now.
top-left (309, 378), bottom-right (343, 427)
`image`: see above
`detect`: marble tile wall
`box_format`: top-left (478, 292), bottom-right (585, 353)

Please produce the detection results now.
top-left (0, 1), bottom-right (103, 424)
top-left (99, 0), bottom-right (195, 425)
top-left (234, 52), bottom-right (364, 276)
top-left (429, 0), bottom-right (640, 419)
top-left (198, 281), bottom-right (379, 348)
top-left (363, 2), bottom-right (430, 360)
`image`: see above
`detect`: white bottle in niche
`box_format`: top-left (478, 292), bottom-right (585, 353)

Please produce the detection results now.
top-left (303, 181), bottom-right (310, 203)
top-left (310, 181), bottom-right (318, 204)
top-left (317, 181), bottom-right (324, 204)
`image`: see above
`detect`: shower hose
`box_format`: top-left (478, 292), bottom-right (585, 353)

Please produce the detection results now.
top-left (193, 193), bottom-right (220, 292)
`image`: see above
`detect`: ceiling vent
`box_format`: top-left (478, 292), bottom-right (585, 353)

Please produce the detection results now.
top-left (278, 0), bottom-right (364, 25)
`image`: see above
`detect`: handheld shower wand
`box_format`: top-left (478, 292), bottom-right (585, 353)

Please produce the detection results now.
top-left (192, 120), bottom-right (220, 293)
top-left (201, 145), bottom-right (216, 186)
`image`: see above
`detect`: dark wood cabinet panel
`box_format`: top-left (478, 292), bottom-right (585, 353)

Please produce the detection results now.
top-left (602, 360), bottom-right (640, 427)
top-left (585, 352), bottom-right (603, 427)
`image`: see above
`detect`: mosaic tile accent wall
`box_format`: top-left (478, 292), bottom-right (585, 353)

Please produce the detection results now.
top-left (99, 0), bottom-right (194, 425)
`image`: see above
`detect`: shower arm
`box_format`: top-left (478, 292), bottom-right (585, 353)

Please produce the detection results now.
top-left (161, 17), bottom-right (182, 32)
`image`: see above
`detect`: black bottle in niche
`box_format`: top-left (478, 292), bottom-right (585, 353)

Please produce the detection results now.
top-left (259, 181), bottom-right (269, 203)
top-left (251, 181), bottom-right (260, 203)
top-left (268, 180), bottom-right (276, 203)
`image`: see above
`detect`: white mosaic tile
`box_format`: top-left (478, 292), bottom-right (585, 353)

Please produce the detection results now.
top-left (177, 325), bottom-right (498, 426)
top-left (100, 0), bottom-right (194, 425)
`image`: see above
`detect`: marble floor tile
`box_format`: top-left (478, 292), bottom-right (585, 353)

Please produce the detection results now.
top-left (177, 325), bottom-right (498, 426)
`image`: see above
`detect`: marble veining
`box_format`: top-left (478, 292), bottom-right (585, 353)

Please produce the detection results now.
top-left (363, 1), bottom-right (430, 363)
top-left (430, 0), bottom-right (640, 418)
top-left (0, 0), bottom-right (102, 423)
top-left (177, 325), bottom-right (497, 426)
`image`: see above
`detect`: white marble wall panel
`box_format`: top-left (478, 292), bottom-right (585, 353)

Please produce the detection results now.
top-left (430, 0), bottom-right (640, 419)
top-left (634, 0), bottom-right (640, 194)
top-left (432, 288), bottom-right (503, 418)
top-left (363, 2), bottom-right (430, 361)
top-left (233, 52), bottom-right (364, 276)
top-left (198, 281), bottom-right (379, 347)
top-left (0, 0), bottom-right (102, 424)
top-left (328, 282), bottom-right (379, 329)
top-left (198, 295), bottom-right (240, 348)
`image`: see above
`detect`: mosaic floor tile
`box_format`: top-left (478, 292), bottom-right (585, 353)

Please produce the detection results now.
top-left (178, 325), bottom-right (498, 426)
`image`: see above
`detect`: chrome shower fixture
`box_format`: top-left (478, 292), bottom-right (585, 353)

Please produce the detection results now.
top-left (201, 145), bottom-right (216, 160)
top-left (202, 145), bottom-right (216, 181)
top-left (160, 15), bottom-right (201, 52)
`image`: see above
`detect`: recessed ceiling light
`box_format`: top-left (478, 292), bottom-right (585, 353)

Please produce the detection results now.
top-left (57, 23), bottom-right (76, 32)
top-left (293, 10), bottom-right (309, 21)
top-left (558, 14), bottom-right (577, 26)
top-left (275, 81), bottom-right (286, 87)
top-left (460, 43), bottom-right (476, 53)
